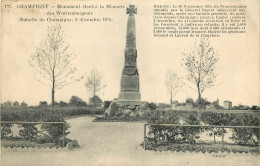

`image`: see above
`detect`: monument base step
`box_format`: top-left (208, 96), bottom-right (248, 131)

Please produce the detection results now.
top-left (115, 100), bottom-right (143, 106)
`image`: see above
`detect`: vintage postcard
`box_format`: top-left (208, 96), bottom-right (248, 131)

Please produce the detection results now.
top-left (1, 0), bottom-right (259, 166)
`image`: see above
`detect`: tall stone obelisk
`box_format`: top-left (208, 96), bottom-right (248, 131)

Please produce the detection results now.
top-left (117, 5), bottom-right (142, 106)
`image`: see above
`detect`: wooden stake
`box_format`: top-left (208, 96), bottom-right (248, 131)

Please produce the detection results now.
top-left (63, 123), bottom-right (65, 148)
top-left (221, 125), bottom-right (224, 150)
top-left (144, 124), bottom-right (146, 150)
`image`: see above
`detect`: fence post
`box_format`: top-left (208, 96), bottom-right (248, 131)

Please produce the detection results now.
top-left (63, 122), bottom-right (65, 148)
top-left (144, 124), bottom-right (146, 150)
top-left (221, 125), bottom-right (224, 150)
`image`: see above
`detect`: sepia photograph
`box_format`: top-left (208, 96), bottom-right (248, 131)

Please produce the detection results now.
top-left (1, 0), bottom-right (260, 165)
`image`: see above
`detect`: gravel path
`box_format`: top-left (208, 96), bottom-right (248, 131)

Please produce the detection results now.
top-left (1, 117), bottom-right (259, 166)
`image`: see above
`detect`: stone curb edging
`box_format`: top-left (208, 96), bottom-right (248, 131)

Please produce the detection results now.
top-left (144, 149), bottom-right (259, 155)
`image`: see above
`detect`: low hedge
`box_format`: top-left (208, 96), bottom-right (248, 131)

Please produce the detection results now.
top-left (1, 106), bottom-right (106, 122)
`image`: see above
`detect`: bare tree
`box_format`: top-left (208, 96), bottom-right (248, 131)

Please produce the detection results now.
top-left (165, 69), bottom-right (182, 105)
top-left (182, 38), bottom-right (219, 108)
top-left (85, 68), bottom-right (106, 108)
top-left (29, 25), bottom-right (85, 109)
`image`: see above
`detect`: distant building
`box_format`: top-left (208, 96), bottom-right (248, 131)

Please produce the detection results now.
top-left (171, 104), bottom-right (177, 109)
top-left (206, 104), bottom-right (216, 110)
top-left (171, 101), bottom-right (178, 109)
top-left (216, 98), bottom-right (219, 105)
top-left (172, 100), bottom-right (178, 104)
top-left (223, 101), bottom-right (232, 109)
top-left (158, 103), bottom-right (170, 108)
top-left (39, 101), bottom-right (48, 107)
top-left (185, 103), bottom-right (194, 109)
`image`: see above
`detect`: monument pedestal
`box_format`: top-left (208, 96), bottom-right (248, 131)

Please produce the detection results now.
top-left (117, 91), bottom-right (142, 106)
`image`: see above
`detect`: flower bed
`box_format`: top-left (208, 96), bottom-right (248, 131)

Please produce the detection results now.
top-left (93, 116), bottom-right (147, 122)
top-left (143, 141), bottom-right (259, 154)
top-left (1, 138), bottom-right (68, 148)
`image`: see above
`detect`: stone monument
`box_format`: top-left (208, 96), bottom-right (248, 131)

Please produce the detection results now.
top-left (116, 5), bottom-right (142, 106)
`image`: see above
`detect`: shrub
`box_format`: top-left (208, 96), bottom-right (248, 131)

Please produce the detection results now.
top-left (1, 124), bottom-right (13, 138)
top-left (41, 111), bottom-right (70, 144)
top-left (39, 101), bottom-right (48, 107)
top-left (69, 96), bottom-right (87, 107)
top-left (177, 113), bottom-right (202, 143)
top-left (229, 114), bottom-right (260, 145)
top-left (147, 102), bottom-right (157, 110)
top-left (59, 101), bottom-right (68, 107)
top-left (201, 112), bottom-right (229, 143)
top-left (103, 101), bottom-right (112, 109)
top-left (20, 101), bottom-right (28, 108)
top-left (19, 124), bottom-right (38, 141)
top-left (146, 110), bottom-right (202, 145)
top-left (201, 112), bottom-right (231, 125)
top-left (89, 95), bottom-right (102, 107)
top-left (202, 112), bottom-right (260, 145)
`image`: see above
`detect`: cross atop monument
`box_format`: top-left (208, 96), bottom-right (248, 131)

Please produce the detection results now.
top-left (127, 5), bottom-right (137, 15)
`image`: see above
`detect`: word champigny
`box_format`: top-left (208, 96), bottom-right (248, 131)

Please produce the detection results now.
top-left (17, 4), bottom-right (49, 8)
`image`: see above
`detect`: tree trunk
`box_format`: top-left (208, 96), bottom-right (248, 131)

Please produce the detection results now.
top-left (92, 95), bottom-right (95, 116)
top-left (52, 71), bottom-right (55, 110)
top-left (52, 88), bottom-right (55, 110)
top-left (92, 102), bottom-right (95, 116)
top-left (198, 88), bottom-right (201, 109)
top-left (93, 76), bottom-right (96, 116)
top-left (197, 84), bottom-right (201, 121)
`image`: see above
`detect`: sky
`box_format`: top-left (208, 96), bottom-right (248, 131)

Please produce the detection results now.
top-left (1, 0), bottom-right (259, 107)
